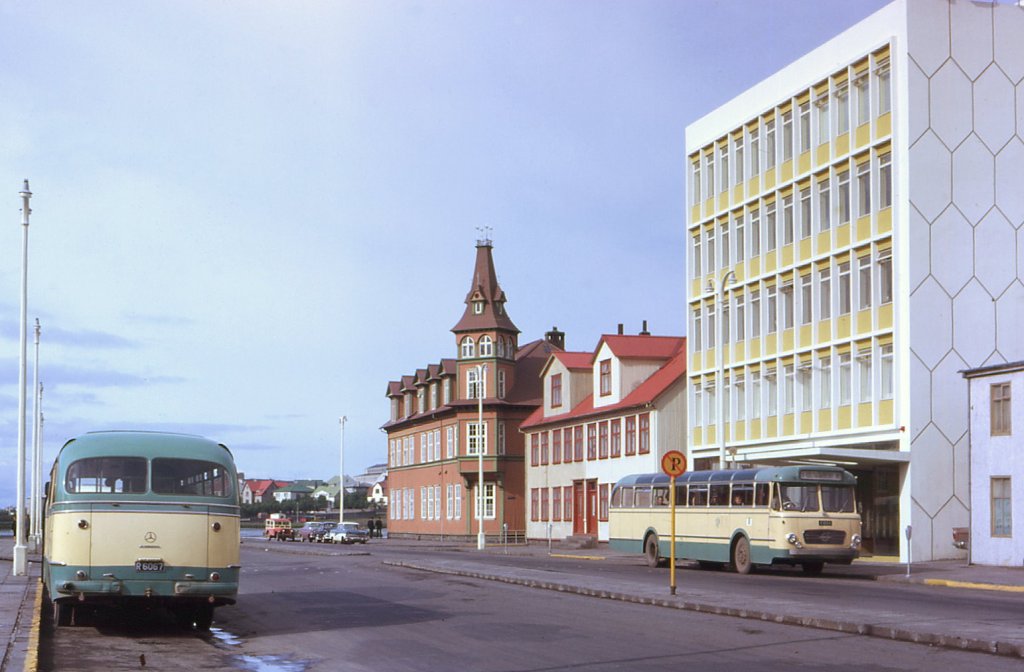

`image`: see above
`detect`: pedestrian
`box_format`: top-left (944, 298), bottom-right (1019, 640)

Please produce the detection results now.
top-left (375, 518), bottom-right (383, 538)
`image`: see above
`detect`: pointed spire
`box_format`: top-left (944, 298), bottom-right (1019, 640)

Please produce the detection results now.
top-left (451, 238), bottom-right (519, 334)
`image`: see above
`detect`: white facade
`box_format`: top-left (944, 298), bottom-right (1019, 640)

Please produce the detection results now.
top-left (685, 0), bottom-right (1024, 562)
top-left (965, 363), bottom-right (1023, 567)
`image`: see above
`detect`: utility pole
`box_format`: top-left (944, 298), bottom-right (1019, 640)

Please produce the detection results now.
top-left (14, 180), bottom-right (32, 576)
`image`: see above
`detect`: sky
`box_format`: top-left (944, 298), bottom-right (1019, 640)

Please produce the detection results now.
top-left (0, 0), bottom-right (892, 505)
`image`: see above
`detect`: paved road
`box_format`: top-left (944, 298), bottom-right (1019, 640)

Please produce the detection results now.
top-left (38, 543), bottom-right (1024, 671)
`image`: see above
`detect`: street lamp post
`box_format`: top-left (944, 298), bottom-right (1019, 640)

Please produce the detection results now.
top-left (476, 364), bottom-right (486, 551)
top-left (708, 270), bottom-right (736, 470)
top-left (339, 416), bottom-right (347, 525)
top-left (29, 319), bottom-right (41, 550)
top-left (14, 180), bottom-right (32, 576)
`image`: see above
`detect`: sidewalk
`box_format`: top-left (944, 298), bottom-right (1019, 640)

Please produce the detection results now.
top-left (0, 537), bottom-right (41, 672)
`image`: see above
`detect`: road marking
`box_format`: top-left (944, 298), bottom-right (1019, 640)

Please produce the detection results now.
top-left (24, 579), bottom-right (42, 672)
top-left (923, 578), bottom-right (1024, 593)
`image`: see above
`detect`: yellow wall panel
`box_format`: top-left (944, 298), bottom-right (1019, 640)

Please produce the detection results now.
top-left (817, 319), bottom-right (833, 342)
top-left (782, 329), bottom-right (794, 351)
top-left (767, 419), bottom-right (778, 438)
top-left (879, 399), bottom-right (894, 425)
top-left (734, 421), bottom-right (746, 443)
top-left (836, 223), bottom-right (851, 248)
top-left (855, 123), bottom-right (871, 148)
top-left (818, 409), bottom-right (832, 432)
top-left (816, 143), bottom-right (830, 165)
top-left (837, 315), bottom-right (851, 340)
top-left (799, 237), bottom-right (812, 261)
top-left (733, 184), bottom-right (744, 203)
top-left (719, 192), bottom-right (729, 212)
top-left (765, 168), bottom-right (776, 191)
top-left (857, 309), bottom-right (872, 334)
top-left (747, 176), bottom-right (760, 194)
top-left (800, 411), bottom-right (813, 433)
top-left (816, 230), bottom-right (832, 255)
top-left (749, 256), bottom-right (761, 277)
top-left (838, 406), bottom-right (852, 429)
top-left (857, 402), bottom-right (873, 427)
top-left (799, 324), bottom-right (812, 345)
top-left (835, 133), bottom-right (850, 157)
top-left (783, 414), bottom-right (795, 435)
top-left (749, 339), bottom-right (761, 360)
top-left (749, 421), bottom-right (761, 441)
top-left (856, 214), bottom-right (872, 242)
top-left (878, 208), bottom-right (892, 233)
top-left (780, 160), bottom-right (793, 183)
top-left (798, 152), bottom-right (811, 175)
top-left (782, 244), bottom-right (794, 267)
top-left (878, 304), bottom-right (893, 329)
top-left (877, 112), bottom-right (892, 138)
top-left (693, 427), bottom-right (703, 446)
top-left (691, 205), bottom-right (702, 224)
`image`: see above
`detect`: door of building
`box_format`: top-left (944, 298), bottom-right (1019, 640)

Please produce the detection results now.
top-left (853, 465), bottom-right (900, 556)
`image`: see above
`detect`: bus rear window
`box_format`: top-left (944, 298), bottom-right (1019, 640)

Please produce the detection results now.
top-left (152, 459), bottom-right (233, 497)
top-left (65, 457), bottom-right (147, 494)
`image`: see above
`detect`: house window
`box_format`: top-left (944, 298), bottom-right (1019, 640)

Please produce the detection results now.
top-left (693, 386), bottom-right (703, 428)
top-left (707, 226), bottom-right (716, 273)
top-left (417, 388), bottom-right (425, 414)
top-left (625, 416), bottom-right (637, 455)
top-left (735, 295), bottom-right (745, 341)
top-left (750, 127), bottom-right (760, 176)
top-left (734, 136), bottom-right (744, 185)
top-left (992, 477), bottom-right (1012, 537)
top-left (750, 208), bottom-right (761, 256)
top-left (798, 365), bottom-right (812, 412)
top-left (550, 373), bottom-right (563, 407)
top-left (552, 487), bottom-right (562, 521)
top-left (719, 144), bottom-right (729, 192)
top-left (799, 186), bottom-right (812, 239)
top-left (693, 234), bottom-right (702, 279)
top-left (599, 359), bottom-right (612, 396)
top-left (855, 73), bottom-right (869, 126)
top-left (735, 375), bottom-right (746, 420)
top-left (992, 382), bottom-right (1012, 436)
top-left (721, 220), bottom-right (730, 266)
top-left (781, 282), bottom-right (794, 330)
top-left (454, 484), bottom-right (462, 519)
top-left (552, 429), bottom-right (561, 464)
top-left (610, 419), bottom-right (621, 457)
top-left (497, 370), bottom-right (506, 399)
top-left (750, 290), bottom-right (761, 339)
top-left (815, 96), bottom-right (830, 143)
top-left (693, 308), bottom-right (703, 353)
top-left (798, 101), bottom-right (811, 152)
top-left (766, 370), bottom-right (778, 416)
top-left (497, 337), bottom-right (505, 358)
top-left (765, 118), bottom-right (776, 169)
top-left (783, 364), bottom-right (795, 413)
top-left (782, 194), bottom-right (794, 245)
top-left (735, 214), bottom-right (745, 263)
top-left (573, 426), bottom-right (584, 462)
top-left (530, 433), bottom-right (539, 466)
top-left (599, 422), bottom-right (609, 459)
top-left (541, 487), bottom-right (550, 522)
top-left (479, 335), bottom-right (493, 356)
top-left (540, 431), bottom-right (549, 465)
top-left (766, 285), bottom-right (778, 334)
top-left (473, 301), bottom-right (484, 314)
top-left (766, 201), bottom-right (777, 251)
top-left (800, 274), bottom-right (812, 325)
top-left (706, 152), bottom-right (715, 198)
top-left (475, 482), bottom-right (496, 519)
top-left (817, 178), bottom-right (831, 232)
top-left (639, 413), bottom-right (651, 454)
top-left (443, 378), bottom-right (452, 404)
top-left (468, 422), bottom-right (487, 456)
top-left (563, 485), bottom-right (573, 521)
top-left (835, 84), bottom-right (849, 135)
top-left (446, 484), bottom-right (454, 519)
top-left (467, 368), bottom-right (481, 399)
top-left (751, 371), bottom-right (762, 420)
top-left (446, 426), bottom-right (455, 459)
top-left (497, 422), bottom-right (506, 455)
top-left (562, 427), bottom-right (573, 463)
top-left (587, 423), bottom-right (597, 460)
top-left (460, 337), bottom-right (475, 359)
top-left (531, 488), bottom-right (539, 522)
top-left (692, 159), bottom-right (702, 204)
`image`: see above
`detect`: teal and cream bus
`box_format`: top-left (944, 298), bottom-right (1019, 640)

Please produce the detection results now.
top-left (43, 431), bottom-right (241, 628)
top-left (609, 466), bottom-right (861, 575)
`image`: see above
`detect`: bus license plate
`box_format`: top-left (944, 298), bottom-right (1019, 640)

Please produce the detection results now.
top-left (135, 561), bottom-right (164, 572)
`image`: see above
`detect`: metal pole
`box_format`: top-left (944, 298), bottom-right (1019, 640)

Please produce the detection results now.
top-left (477, 364), bottom-right (486, 550)
top-left (28, 320), bottom-right (40, 550)
top-left (670, 475), bottom-right (677, 595)
top-left (14, 180), bottom-right (32, 576)
top-left (713, 271), bottom-right (736, 470)
top-left (339, 416), bottom-right (347, 525)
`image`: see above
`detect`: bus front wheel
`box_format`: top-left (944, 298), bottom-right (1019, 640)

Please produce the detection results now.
top-left (731, 536), bottom-right (753, 575)
top-left (52, 599), bottom-right (72, 627)
top-left (644, 535), bottom-right (664, 568)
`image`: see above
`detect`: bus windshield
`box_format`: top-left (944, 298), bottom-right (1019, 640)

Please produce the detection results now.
top-left (65, 457), bottom-right (147, 494)
top-left (777, 484), bottom-right (819, 512)
top-left (821, 485), bottom-right (856, 513)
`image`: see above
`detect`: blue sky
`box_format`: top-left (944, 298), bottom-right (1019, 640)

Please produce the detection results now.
top-left (0, 0), bottom-right (891, 505)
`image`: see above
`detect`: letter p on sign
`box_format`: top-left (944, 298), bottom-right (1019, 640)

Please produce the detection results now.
top-left (661, 450), bottom-right (687, 478)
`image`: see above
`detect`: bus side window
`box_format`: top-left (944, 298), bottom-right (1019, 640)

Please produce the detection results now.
top-left (635, 487), bottom-right (652, 508)
top-left (610, 487), bottom-right (621, 508)
top-left (621, 486), bottom-right (633, 507)
top-left (690, 484), bottom-right (708, 506)
top-left (652, 487), bottom-right (669, 507)
top-left (755, 483), bottom-right (770, 507)
top-left (731, 484), bottom-right (753, 506)
top-left (709, 484), bottom-right (729, 506)
top-left (675, 484), bottom-right (687, 507)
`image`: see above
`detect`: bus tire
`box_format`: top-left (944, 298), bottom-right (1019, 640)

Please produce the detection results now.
top-left (52, 599), bottom-right (72, 627)
top-left (731, 536), bottom-right (753, 575)
top-left (644, 534), bottom-right (663, 568)
top-left (801, 561), bottom-right (824, 576)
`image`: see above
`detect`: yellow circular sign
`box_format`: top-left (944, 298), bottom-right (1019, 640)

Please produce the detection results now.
top-left (661, 450), bottom-right (687, 477)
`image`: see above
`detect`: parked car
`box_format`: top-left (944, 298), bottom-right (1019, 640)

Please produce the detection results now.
top-left (330, 522), bottom-right (369, 544)
top-left (297, 521), bottom-right (326, 543)
top-left (315, 522), bottom-right (338, 543)
top-left (264, 517), bottom-right (296, 541)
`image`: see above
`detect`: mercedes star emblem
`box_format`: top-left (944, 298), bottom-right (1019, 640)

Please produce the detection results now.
top-left (144, 532), bottom-right (157, 543)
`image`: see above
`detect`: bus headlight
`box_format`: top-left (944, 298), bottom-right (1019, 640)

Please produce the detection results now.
top-left (209, 572), bottom-right (221, 582)
top-left (851, 534), bottom-right (862, 549)
top-left (786, 533), bottom-right (804, 549)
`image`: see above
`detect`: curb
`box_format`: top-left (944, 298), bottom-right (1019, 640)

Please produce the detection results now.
top-left (382, 559), bottom-right (1024, 660)
top-left (23, 581), bottom-right (41, 672)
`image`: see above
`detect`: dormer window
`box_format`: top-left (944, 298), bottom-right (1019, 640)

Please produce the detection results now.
top-left (473, 301), bottom-right (484, 314)
top-left (495, 302), bottom-right (504, 315)
top-left (461, 336), bottom-right (475, 359)
top-left (599, 359), bottom-right (612, 396)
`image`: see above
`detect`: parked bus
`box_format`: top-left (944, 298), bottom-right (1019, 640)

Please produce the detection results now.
top-left (42, 431), bottom-right (240, 628)
top-left (609, 466), bottom-right (861, 575)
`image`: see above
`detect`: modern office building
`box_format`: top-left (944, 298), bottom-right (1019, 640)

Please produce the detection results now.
top-left (685, 0), bottom-right (1024, 561)
top-left (382, 237), bottom-right (562, 540)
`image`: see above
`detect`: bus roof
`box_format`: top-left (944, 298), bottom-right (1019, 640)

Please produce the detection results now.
top-left (57, 430), bottom-right (235, 466)
top-left (613, 465), bottom-right (856, 488)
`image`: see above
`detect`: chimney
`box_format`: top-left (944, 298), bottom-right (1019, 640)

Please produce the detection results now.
top-left (617, 323), bottom-right (624, 335)
top-left (545, 326), bottom-right (565, 350)
top-left (639, 320), bottom-right (650, 336)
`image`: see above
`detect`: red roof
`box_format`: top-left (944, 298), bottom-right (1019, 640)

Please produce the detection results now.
top-left (594, 334), bottom-right (684, 361)
top-left (520, 346), bottom-right (687, 430)
top-left (552, 351), bottom-right (593, 370)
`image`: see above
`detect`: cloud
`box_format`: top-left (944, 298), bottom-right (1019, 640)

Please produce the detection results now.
top-left (0, 320), bottom-right (138, 349)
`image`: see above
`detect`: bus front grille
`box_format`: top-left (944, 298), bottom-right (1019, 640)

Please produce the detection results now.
top-left (803, 529), bottom-right (847, 545)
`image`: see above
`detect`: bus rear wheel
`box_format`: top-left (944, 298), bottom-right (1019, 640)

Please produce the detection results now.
top-left (644, 535), bottom-right (664, 568)
top-left (731, 536), bottom-right (753, 575)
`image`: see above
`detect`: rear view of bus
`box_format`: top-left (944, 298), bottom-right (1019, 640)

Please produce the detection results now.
top-left (43, 431), bottom-right (240, 629)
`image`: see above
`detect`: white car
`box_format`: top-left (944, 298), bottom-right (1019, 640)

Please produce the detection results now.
top-left (330, 522), bottom-right (369, 544)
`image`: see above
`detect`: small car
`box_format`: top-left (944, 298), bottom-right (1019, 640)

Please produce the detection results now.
top-left (330, 522), bottom-right (369, 544)
top-left (314, 522), bottom-right (338, 543)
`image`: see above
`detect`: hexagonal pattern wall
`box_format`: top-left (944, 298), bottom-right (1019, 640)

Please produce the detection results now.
top-left (907, 0), bottom-right (1024, 558)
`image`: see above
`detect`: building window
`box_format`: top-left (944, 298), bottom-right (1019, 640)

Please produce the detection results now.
top-left (467, 368), bottom-right (481, 399)
top-left (817, 178), bottom-right (831, 232)
top-left (835, 84), bottom-right (849, 135)
top-left (468, 422), bottom-right (487, 456)
top-left (460, 337), bottom-right (475, 359)
top-left (473, 301), bottom-right (484, 315)
top-left (766, 285), bottom-right (778, 334)
top-left (992, 477), bottom-right (1012, 537)
top-left (855, 73), bottom-right (869, 126)
top-left (599, 422), bottom-right (609, 459)
top-left (540, 431), bottom-right (549, 465)
top-left (781, 282), bottom-right (794, 330)
top-left (858, 348), bottom-right (872, 403)
top-left (587, 423), bottom-right (597, 460)
top-left (858, 255), bottom-right (872, 310)
top-left (734, 136), bottom-right (744, 185)
top-left (880, 345), bottom-right (893, 400)
top-left (564, 427), bottom-right (573, 463)
top-left (719, 144), bottom-right (729, 192)
top-left (599, 484), bottom-right (610, 522)
top-left (820, 355), bottom-right (832, 409)
top-left (497, 370), bottom-right (506, 399)
top-left (735, 375), bottom-right (746, 420)
top-left (751, 371), bottom-right (762, 420)
top-left (878, 152), bottom-right (892, 209)
top-left (750, 208), bottom-right (761, 256)
top-left (800, 274), bottom-right (813, 325)
top-left (765, 118), bottom-right (776, 169)
top-left (798, 365), bottom-right (812, 412)
top-left (736, 295), bottom-right (746, 341)
top-left (721, 220), bottom-right (730, 266)
top-left (992, 382), bottom-right (1012, 436)
top-left (446, 426), bottom-right (455, 459)
top-left (444, 378), bottom-right (452, 404)
top-left (783, 364), bottom-right (795, 413)
top-left (552, 487), bottom-right (562, 522)
top-left (693, 308), bottom-right (703, 353)
top-left (750, 127), bottom-right (760, 176)
top-left (857, 160), bottom-right (871, 217)
top-left (574, 426), bottom-right (584, 462)
top-left (625, 416), bottom-right (637, 455)
top-left (693, 235), bottom-right (702, 279)
top-left (766, 201), bottom-right (777, 251)
top-left (692, 159), bottom-right (702, 204)
top-left (479, 335), bottom-right (493, 356)
top-left (498, 422), bottom-right (506, 455)
top-left (799, 186), bottom-right (812, 239)
top-left (706, 152), bottom-right (715, 198)
top-left (707, 226), bottom-right (716, 273)
top-left (551, 373), bottom-right (563, 408)
top-left (530, 433), bottom-right (539, 466)
top-left (541, 487), bottom-right (549, 522)
top-left (837, 169), bottom-right (851, 225)
top-left (839, 353), bottom-right (852, 406)
top-left (878, 249), bottom-right (893, 305)
top-left (766, 370), bottom-right (778, 417)
top-left (563, 485), bottom-right (573, 522)
top-left (639, 413), bottom-right (651, 454)
top-left (876, 58), bottom-right (891, 115)
top-left (735, 214), bottom-right (745, 263)
top-left (600, 359), bottom-right (612, 396)
top-left (819, 266), bottom-right (832, 320)
top-left (610, 419), bottom-right (621, 457)
top-left (552, 429), bottom-right (561, 464)
top-left (815, 96), bottom-right (830, 144)
top-left (475, 482), bottom-right (496, 520)
top-left (750, 290), bottom-right (761, 339)
top-left (782, 109), bottom-right (793, 162)
top-left (693, 386), bottom-right (703, 429)
top-left (782, 195), bottom-right (794, 245)
top-left (838, 261), bottom-right (852, 315)
top-left (798, 101), bottom-right (811, 153)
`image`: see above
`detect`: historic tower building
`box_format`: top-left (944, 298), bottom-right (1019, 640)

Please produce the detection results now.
top-left (383, 236), bottom-right (562, 540)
